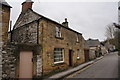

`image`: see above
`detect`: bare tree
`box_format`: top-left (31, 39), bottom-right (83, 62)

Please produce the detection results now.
top-left (105, 23), bottom-right (115, 40)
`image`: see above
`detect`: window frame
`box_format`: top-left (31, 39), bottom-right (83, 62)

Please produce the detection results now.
top-left (55, 26), bottom-right (61, 38)
top-left (54, 48), bottom-right (64, 64)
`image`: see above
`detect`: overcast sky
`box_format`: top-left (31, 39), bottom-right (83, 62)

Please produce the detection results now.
top-left (6, 0), bottom-right (119, 41)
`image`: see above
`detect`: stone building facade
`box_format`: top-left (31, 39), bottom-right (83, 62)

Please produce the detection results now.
top-left (86, 38), bottom-right (101, 60)
top-left (0, 0), bottom-right (13, 79)
top-left (4, 0), bottom-right (85, 78)
top-left (0, 0), bottom-right (11, 44)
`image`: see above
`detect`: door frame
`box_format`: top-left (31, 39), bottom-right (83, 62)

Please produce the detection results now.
top-left (19, 51), bottom-right (33, 78)
top-left (13, 44), bottom-right (41, 78)
top-left (69, 50), bottom-right (73, 66)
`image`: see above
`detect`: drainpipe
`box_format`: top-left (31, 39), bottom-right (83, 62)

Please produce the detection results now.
top-left (36, 18), bottom-right (44, 77)
top-left (10, 20), bottom-right (12, 42)
top-left (41, 22), bottom-right (44, 77)
top-left (37, 19), bottom-right (39, 44)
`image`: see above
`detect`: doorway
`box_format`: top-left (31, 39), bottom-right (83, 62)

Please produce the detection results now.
top-left (19, 51), bottom-right (33, 78)
top-left (69, 50), bottom-right (73, 66)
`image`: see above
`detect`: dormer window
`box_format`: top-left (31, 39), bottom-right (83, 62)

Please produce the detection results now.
top-left (56, 26), bottom-right (61, 38)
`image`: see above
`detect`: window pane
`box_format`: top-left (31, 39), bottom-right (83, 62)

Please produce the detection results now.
top-left (56, 27), bottom-right (61, 37)
top-left (54, 48), bottom-right (64, 63)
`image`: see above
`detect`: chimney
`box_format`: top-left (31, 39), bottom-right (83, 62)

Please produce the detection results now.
top-left (22, 0), bottom-right (33, 12)
top-left (62, 18), bottom-right (69, 27)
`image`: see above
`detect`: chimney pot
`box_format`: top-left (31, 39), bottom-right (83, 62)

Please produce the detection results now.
top-left (62, 18), bottom-right (69, 28)
top-left (22, 0), bottom-right (33, 12)
top-left (65, 18), bottom-right (67, 22)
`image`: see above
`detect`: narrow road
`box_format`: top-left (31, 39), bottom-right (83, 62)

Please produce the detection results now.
top-left (66, 52), bottom-right (118, 78)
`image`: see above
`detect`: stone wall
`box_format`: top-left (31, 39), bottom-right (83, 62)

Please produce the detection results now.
top-left (1, 4), bottom-right (11, 79)
top-left (12, 21), bottom-right (38, 44)
top-left (39, 19), bottom-right (85, 75)
top-left (89, 49), bottom-right (96, 60)
top-left (0, 4), bottom-right (2, 79)
top-left (2, 6), bottom-right (10, 43)
top-left (14, 9), bottom-right (41, 29)
top-left (2, 43), bottom-right (16, 78)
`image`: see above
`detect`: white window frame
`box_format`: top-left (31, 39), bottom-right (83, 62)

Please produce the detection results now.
top-left (55, 26), bottom-right (61, 38)
top-left (54, 48), bottom-right (64, 64)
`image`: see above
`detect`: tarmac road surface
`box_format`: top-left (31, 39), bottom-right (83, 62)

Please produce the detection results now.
top-left (66, 52), bottom-right (118, 78)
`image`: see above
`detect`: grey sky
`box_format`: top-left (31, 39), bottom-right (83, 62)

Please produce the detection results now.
top-left (6, 0), bottom-right (118, 41)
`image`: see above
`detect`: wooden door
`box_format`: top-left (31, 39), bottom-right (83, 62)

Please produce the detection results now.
top-left (19, 51), bottom-right (33, 78)
top-left (69, 50), bottom-right (73, 66)
top-left (84, 49), bottom-right (89, 62)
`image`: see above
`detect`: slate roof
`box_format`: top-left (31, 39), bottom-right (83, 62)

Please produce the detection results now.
top-left (0, 0), bottom-right (12, 8)
top-left (13, 9), bottom-right (82, 35)
top-left (86, 38), bottom-right (100, 47)
top-left (84, 41), bottom-right (90, 49)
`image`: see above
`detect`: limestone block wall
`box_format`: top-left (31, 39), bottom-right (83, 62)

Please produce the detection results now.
top-left (14, 9), bottom-right (41, 29)
top-left (1, 6), bottom-right (10, 43)
top-left (89, 49), bottom-right (96, 60)
top-left (39, 19), bottom-right (85, 75)
top-left (0, 4), bottom-right (2, 79)
top-left (2, 44), bottom-right (16, 78)
top-left (12, 21), bottom-right (38, 44)
top-left (1, 4), bottom-right (11, 79)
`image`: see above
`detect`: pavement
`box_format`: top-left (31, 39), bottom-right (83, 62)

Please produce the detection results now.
top-left (45, 55), bottom-right (104, 79)
top-left (118, 52), bottom-right (120, 78)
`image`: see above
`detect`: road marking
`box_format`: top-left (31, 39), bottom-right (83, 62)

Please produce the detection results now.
top-left (64, 64), bottom-right (92, 79)
top-left (64, 57), bottom-right (104, 80)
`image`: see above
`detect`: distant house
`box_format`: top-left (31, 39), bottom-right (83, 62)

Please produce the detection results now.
top-left (104, 40), bottom-right (115, 52)
top-left (4, 0), bottom-right (85, 78)
top-left (100, 42), bottom-right (108, 55)
top-left (86, 38), bottom-right (101, 60)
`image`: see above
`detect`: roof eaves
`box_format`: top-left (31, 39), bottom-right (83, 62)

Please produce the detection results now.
top-left (32, 10), bottom-right (82, 35)
top-left (0, 1), bottom-right (12, 8)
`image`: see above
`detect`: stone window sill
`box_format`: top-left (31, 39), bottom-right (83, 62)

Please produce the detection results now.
top-left (52, 62), bottom-right (65, 66)
top-left (77, 57), bottom-right (80, 60)
top-left (55, 36), bottom-right (64, 40)
top-left (76, 41), bottom-right (80, 43)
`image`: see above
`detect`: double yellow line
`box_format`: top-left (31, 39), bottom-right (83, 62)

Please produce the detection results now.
top-left (64, 59), bottom-right (103, 79)
top-left (64, 64), bottom-right (92, 79)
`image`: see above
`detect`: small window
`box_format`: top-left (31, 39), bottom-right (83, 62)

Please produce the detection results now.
top-left (56, 26), bottom-right (61, 37)
top-left (54, 48), bottom-right (64, 64)
top-left (77, 49), bottom-right (80, 59)
top-left (76, 34), bottom-right (79, 42)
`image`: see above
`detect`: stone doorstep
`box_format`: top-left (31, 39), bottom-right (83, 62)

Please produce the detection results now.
top-left (47, 56), bottom-right (104, 79)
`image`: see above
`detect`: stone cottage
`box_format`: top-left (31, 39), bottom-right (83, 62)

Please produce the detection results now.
top-left (4, 0), bottom-right (85, 78)
top-left (86, 38), bottom-right (101, 60)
